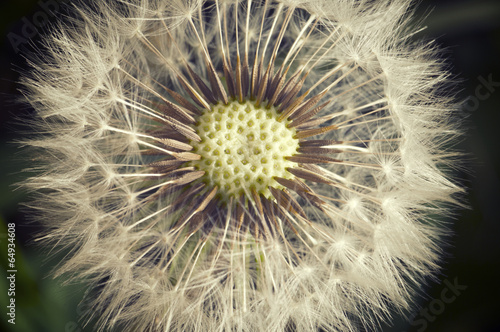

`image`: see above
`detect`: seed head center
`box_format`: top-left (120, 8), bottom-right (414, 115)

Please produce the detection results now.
top-left (191, 100), bottom-right (299, 201)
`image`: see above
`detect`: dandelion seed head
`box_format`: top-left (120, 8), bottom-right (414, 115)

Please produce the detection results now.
top-left (20, 0), bottom-right (463, 330)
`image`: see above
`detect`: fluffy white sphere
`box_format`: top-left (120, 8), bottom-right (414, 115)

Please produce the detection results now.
top-left (21, 0), bottom-right (462, 331)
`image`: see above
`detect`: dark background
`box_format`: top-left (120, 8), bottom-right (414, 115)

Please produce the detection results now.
top-left (1, 0), bottom-right (499, 331)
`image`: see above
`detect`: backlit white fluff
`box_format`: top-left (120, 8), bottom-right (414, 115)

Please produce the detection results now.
top-left (21, 0), bottom-right (462, 331)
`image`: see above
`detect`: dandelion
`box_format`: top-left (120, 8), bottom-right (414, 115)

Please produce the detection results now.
top-left (21, 0), bottom-right (462, 331)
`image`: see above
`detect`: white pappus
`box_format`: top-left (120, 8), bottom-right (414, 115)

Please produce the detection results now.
top-left (20, 0), bottom-right (463, 331)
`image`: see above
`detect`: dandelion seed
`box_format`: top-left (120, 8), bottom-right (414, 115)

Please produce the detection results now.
top-left (21, 0), bottom-right (462, 331)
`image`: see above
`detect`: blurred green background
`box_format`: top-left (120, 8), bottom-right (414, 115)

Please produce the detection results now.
top-left (1, 0), bottom-right (499, 331)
